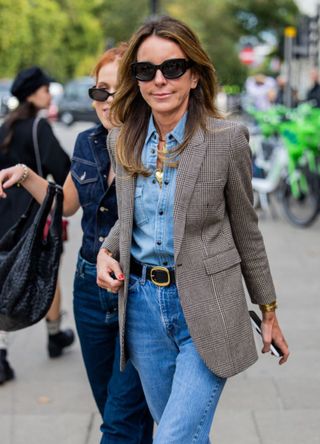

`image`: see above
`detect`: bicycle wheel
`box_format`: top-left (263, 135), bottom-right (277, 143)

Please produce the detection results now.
top-left (281, 177), bottom-right (319, 227)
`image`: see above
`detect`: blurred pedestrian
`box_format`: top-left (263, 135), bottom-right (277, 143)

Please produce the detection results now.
top-left (306, 68), bottom-right (320, 107)
top-left (244, 73), bottom-right (276, 110)
top-left (0, 66), bottom-right (74, 385)
top-left (96, 15), bottom-right (289, 443)
top-left (269, 75), bottom-right (298, 107)
top-left (0, 46), bottom-right (153, 443)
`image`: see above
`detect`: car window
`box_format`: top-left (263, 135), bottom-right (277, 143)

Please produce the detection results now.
top-left (64, 80), bottom-right (92, 100)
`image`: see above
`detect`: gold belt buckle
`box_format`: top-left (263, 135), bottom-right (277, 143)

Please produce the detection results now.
top-left (150, 266), bottom-right (170, 287)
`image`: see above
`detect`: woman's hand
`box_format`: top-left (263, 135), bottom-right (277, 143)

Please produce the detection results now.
top-left (261, 311), bottom-right (290, 365)
top-left (96, 248), bottom-right (124, 293)
top-left (0, 165), bottom-right (26, 198)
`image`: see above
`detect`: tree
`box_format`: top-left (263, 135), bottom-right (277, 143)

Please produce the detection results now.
top-left (0, 0), bottom-right (300, 85)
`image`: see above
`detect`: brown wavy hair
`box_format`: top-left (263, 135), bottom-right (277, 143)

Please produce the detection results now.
top-left (110, 15), bottom-right (222, 176)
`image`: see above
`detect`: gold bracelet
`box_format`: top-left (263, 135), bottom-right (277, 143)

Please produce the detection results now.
top-left (16, 163), bottom-right (29, 186)
top-left (259, 301), bottom-right (277, 313)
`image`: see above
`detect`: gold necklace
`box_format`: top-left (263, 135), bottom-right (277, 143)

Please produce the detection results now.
top-left (155, 169), bottom-right (164, 187)
top-left (155, 142), bottom-right (167, 187)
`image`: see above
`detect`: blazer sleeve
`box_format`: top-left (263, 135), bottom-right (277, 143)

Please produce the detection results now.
top-left (225, 123), bottom-right (276, 305)
top-left (100, 127), bottom-right (120, 259)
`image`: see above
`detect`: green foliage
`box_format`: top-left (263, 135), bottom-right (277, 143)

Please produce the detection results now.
top-left (228, 0), bottom-right (298, 38)
top-left (96, 0), bottom-right (149, 44)
top-left (163, 0), bottom-right (248, 86)
top-left (0, 0), bottom-right (299, 86)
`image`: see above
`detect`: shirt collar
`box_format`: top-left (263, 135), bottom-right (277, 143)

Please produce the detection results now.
top-left (145, 112), bottom-right (188, 145)
top-left (90, 123), bottom-right (107, 137)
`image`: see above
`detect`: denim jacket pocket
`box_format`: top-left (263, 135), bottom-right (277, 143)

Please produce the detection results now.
top-left (71, 158), bottom-right (99, 207)
top-left (133, 185), bottom-right (148, 226)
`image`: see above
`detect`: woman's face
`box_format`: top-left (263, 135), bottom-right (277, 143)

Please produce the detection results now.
top-left (94, 59), bottom-right (119, 130)
top-left (27, 85), bottom-right (51, 109)
top-left (136, 35), bottom-right (198, 122)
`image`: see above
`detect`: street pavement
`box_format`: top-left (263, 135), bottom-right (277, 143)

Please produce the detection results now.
top-left (0, 122), bottom-right (319, 443)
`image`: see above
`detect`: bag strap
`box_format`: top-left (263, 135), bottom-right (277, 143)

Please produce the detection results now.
top-left (49, 185), bottom-right (64, 238)
top-left (33, 182), bottom-right (57, 236)
top-left (32, 116), bottom-right (43, 177)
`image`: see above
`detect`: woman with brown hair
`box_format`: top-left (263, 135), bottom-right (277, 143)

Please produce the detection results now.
top-left (96, 16), bottom-right (289, 443)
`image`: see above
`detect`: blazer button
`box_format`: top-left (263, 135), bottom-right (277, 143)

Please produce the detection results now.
top-left (99, 236), bottom-right (105, 242)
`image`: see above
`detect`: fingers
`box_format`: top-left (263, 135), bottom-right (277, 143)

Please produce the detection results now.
top-left (261, 311), bottom-right (290, 364)
top-left (96, 249), bottom-right (124, 293)
top-left (0, 166), bottom-right (22, 198)
top-left (272, 328), bottom-right (290, 365)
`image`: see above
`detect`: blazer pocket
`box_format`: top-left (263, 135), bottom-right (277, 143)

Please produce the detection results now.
top-left (203, 247), bottom-right (241, 275)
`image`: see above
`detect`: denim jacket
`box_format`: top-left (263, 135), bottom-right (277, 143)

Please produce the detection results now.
top-left (71, 124), bottom-right (117, 264)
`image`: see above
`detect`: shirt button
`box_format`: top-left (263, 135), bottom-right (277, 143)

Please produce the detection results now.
top-left (164, 180), bottom-right (169, 185)
top-left (152, 179), bottom-right (156, 184)
top-left (94, 139), bottom-right (98, 144)
top-left (100, 206), bottom-right (108, 212)
top-left (151, 149), bottom-right (156, 154)
top-left (159, 210), bottom-right (164, 215)
top-left (163, 261), bottom-right (168, 266)
top-left (156, 240), bottom-right (162, 245)
top-left (99, 236), bottom-right (105, 242)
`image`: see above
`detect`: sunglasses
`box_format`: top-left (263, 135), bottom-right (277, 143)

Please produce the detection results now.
top-left (88, 87), bottom-right (116, 102)
top-left (131, 58), bottom-right (193, 82)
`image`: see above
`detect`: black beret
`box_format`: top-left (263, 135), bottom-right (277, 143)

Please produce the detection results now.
top-left (10, 66), bottom-right (51, 102)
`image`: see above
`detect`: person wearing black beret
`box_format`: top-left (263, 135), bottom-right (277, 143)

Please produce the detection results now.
top-left (0, 66), bottom-right (74, 384)
top-left (10, 66), bottom-right (52, 102)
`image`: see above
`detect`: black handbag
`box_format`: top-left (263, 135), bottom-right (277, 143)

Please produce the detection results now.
top-left (0, 182), bottom-right (63, 331)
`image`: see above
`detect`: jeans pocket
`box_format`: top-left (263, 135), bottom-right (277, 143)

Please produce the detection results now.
top-left (128, 274), bottom-right (140, 292)
top-left (98, 287), bottom-right (118, 314)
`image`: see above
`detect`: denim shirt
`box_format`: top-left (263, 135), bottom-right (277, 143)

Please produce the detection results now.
top-left (71, 124), bottom-right (117, 264)
top-left (131, 113), bottom-right (187, 267)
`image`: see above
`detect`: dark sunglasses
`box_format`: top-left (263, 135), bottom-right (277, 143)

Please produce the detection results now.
top-left (88, 87), bottom-right (116, 102)
top-left (131, 58), bottom-right (193, 82)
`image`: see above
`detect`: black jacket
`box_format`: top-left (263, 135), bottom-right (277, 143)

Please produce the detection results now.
top-left (306, 82), bottom-right (320, 107)
top-left (0, 117), bottom-right (70, 237)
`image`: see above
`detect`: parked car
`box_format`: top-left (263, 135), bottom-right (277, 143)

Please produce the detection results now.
top-left (0, 79), bottom-right (18, 116)
top-left (58, 77), bottom-right (98, 125)
top-left (47, 82), bottom-right (64, 121)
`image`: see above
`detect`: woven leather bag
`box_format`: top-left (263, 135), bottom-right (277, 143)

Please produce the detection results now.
top-left (0, 182), bottom-right (63, 331)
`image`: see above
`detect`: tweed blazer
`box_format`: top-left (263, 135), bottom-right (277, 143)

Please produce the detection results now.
top-left (102, 117), bottom-right (277, 378)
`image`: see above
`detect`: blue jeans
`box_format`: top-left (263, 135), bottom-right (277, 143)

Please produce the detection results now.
top-left (73, 254), bottom-right (153, 444)
top-left (126, 270), bottom-right (226, 444)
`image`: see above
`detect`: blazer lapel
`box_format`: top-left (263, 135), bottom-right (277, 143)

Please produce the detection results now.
top-left (174, 125), bottom-right (207, 261)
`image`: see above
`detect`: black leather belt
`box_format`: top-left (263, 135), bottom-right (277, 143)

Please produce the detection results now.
top-left (130, 260), bottom-right (175, 287)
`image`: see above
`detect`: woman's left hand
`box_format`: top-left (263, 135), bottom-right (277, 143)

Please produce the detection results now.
top-left (261, 311), bottom-right (290, 365)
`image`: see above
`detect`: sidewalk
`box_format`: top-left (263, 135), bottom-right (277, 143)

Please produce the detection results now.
top-left (1, 209), bottom-right (320, 443)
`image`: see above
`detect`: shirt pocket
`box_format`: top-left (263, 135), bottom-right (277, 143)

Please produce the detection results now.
top-left (133, 185), bottom-right (148, 227)
top-left (71, 158), bottom-right (99, 207)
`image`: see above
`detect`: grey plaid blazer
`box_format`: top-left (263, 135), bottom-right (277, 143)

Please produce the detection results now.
top-left (102, 117), bottom-right (276, 378)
